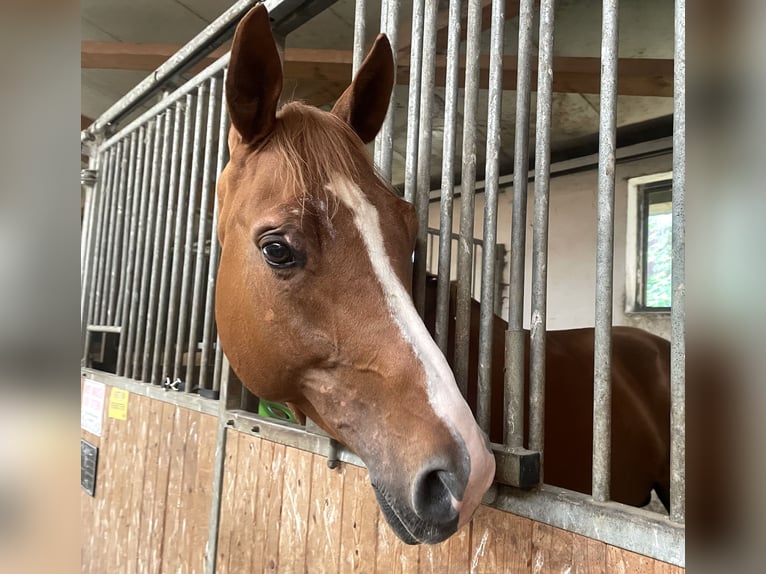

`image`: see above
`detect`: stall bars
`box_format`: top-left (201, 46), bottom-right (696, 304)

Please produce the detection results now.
top-left (80, 0), bottom-right (686, 567)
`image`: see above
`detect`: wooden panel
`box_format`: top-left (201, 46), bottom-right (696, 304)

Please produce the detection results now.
top-left (215, 429), bottom-right (241, 573)
top-left (470, 504), bottom-right (533, 574)
top-left (261, 443), bottom-right (287, 574)
top-left (607, 545), bottom-right (685, 574)
top-left (375, 511), bottom-right (421, 574)
top-left (305, 454), bottom-right (345, 573)
top-left (81, 388), bottom-right (217, 574)
top-left (339, 463), bottom-right (380, 574)
top-left (226, 433), bottom-right (261, 573)
top-left (277, 447), bottom-right (314, 573)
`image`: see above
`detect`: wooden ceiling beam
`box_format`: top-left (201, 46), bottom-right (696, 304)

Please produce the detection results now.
top-left (82, 41), bottom-right (672, 97)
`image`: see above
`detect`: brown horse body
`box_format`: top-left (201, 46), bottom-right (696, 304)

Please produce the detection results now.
top-left (424, 277), bottom-right (671, 509)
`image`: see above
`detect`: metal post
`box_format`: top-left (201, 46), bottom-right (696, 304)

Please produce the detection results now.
top-left (200, 94), bottom-right (230, 390)
top-left (402, 0), bottom-right (424, 204)
top-left (114, 133), bottom-right (140, 327)
top-left (106, 141), bottom-right (130, 325)
top-left (434, 0), bottom-right (462, 354)
top-left (529, 0), bottom-right (556, 461)
top-left (376, 0), bottom-right (400, 181)
top-left (186, 77), bottom-right (220, 389)
top-left (505, 0), bottom-right (535, 447)
top-left (351, 0), bottom-right (366, 76)
top-left (454, 0), bottom-right (483, 398)
top-left (413, 0), bottom-right (438, 316)
top-left (176, 85), bottom-right (208, 386)
top-left (141, 109), bottom-right (175, 383)
top-left (592, 0), bottom-right (620, 502)
top-left (152, 101), bottom-right (186, 384)
top-left (164, 93), bottom-right (197, 382)
top-left (123, 124), bottom-right (155, 379)
top-left (133, 114), bottom-right (165, 380)
top-left (90, 147), bottom-right (116, 328)
top-left (99, 143), bottom-right (123, 326)
top-left (81, 148), bottom-right (107, 335)
top-left (670, 0), bottom-right (686, 524)
top-left (476, 0), bottom-right (506, 433)
top-left (116, 129), bottom-right (145, 376)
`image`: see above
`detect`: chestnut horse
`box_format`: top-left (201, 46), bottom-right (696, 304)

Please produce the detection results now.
top-left (423, 277), bottom-right (671, 511)
top-left (215, 6), bottom-right (494, 545)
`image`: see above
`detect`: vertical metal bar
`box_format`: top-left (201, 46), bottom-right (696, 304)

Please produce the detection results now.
top-left (141, 109), bottom-right (175, 383)
top-left (100, 142), bottom-right (124, 325)
top-left (592, 0), bottom-right (620, 502)
top-left (123, 125), bottom-right (154, 379)
top-left (106, 142), bottom-right (130, 325)
top-left (454, 0), bottom-right (483, 397)
top-left (90, 147), bottom-right (115, 327)
top-left (175, 85), bottom-right (208, 386)
top-left (413, 0), bottom-right (439, 316)
top-left (529, 0), bottom-right (556, 460)
top-left (151, 102), bottom-right (186, 384)
top-left (670, 0), bottom-right (686, 524)
top-left (132, 114), bottom-right (165, 380)
top-left (476, 0), bottom-right (506, 433)
top-left (505, 0), bottom-right (536, 448)
top-left (373, 0), bottom-right (388, 170)
top-left (352, 0), bottom-right (366, 76)
top-left (434, 0), bottom-right (462, 353)
top-left (212, 336), bottom-right (224, 393)
top-left (116, 129), bottom-right (146, 376)
top-left (114, 133), bottom-right (139, 326)
top-left (376, 0), bottom-right (400, 181)
top-left (402, 0), bottom-right (425, 204)
top-left (81, 149), bottom-right (107, 334)
top-left (164, 93), bottom-right (197, 382)
top-left (200, 92), bottom-right (229, 390)
top-left (186, 78), bottom-right (220, 389)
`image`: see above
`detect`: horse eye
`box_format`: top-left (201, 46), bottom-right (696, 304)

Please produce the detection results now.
top-left (261, 240), bottom-right (295, 268)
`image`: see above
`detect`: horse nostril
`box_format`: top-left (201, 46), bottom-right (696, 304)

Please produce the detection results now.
top-left (412, 468), bottom-right (461, 523)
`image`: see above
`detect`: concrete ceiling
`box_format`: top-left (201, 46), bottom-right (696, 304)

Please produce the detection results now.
top-left (81, 0), bottom-right (675, 186)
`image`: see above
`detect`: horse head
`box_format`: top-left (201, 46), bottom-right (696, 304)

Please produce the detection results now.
top-left (215, 5), bottom-right (495, 544)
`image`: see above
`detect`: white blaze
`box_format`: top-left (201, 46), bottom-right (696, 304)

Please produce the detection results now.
top-left (331, 176), bottom-right (494, 525)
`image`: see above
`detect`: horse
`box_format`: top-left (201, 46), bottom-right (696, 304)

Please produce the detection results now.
top-left (214, 5), bottom-right (495, 545)
top-left (423, 278), bottom-right (671, 510)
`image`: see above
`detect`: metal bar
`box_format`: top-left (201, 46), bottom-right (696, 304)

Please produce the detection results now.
top-left (376, 0), bottom-right (400, 181)
top-left (413, 0), bottom-right (438, 316)
top-left (116, 129), bottom-right (145, 376)
top-left (90, 147), bottom-right (116, 327)
top-left (186, 78), bottom-right (220, 389)
top-left (373, 0), bottom-right (388, 170)
top-left (476, 0), bottom-right (506, 433)
top-left (434, 0), bottom-right (462, 354)
top-left (212, 337), bottom-right (224, 393)
top-left (122, 125), bottom-right (155, 379)
top-left (132, 114), bottom-right (165, 380)
top-left (106, 142), bottom-right (130, 325)
top-left (100, 142), bottom-right (125, 325)
top-left (175, 85), bottom-right (208, 386)
top-left (454, 0), bottom-right (483, 397)
top-left (505, 0), bottom-right (536, 448)
top-left (670, 0), bottom-right (686, 524)
top-left (141, 109), bottom-right (175, 383)
top-left (402, 0), bottom-right (425, 204)
top-left (529, 0), bottom-right (556, 461)
top-left (81, 149), bottom-right (107, 335)
top-left (114, 133), bottom-right (139, 326)
top-left (592, 0), bottom-right (620, 502)
top-left (151, 101), bottom-right (186, 385)
top-left (164, 93), bottom-right (197, 382)
top-left (351, 0), bottom-right (366, 76)
top-left (200, 96), bottom-right (229, 390)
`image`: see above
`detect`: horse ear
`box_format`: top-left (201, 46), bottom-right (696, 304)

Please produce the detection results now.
top-left (226, 5), bottom-right (283, 146)
top-left (331, 34), bottom-right (394, 144)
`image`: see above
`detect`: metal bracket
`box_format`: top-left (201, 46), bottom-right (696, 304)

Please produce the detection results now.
top-left (491, 444), bottom-right (540, 489)
top-left (81, 168), bottom-right (98, 187)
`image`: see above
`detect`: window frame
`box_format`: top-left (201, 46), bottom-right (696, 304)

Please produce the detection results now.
top-left (625, 172), bottom-right (673, 314)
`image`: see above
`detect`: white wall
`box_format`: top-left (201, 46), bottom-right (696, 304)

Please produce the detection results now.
top-left (427, 151), bottom-right (672, 340)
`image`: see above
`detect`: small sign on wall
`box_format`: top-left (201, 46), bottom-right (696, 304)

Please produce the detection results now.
top-left (81, 379), bottom-right (106, 436)
top-left (108, 388), bottom-right (129, 420)
top-left (81, 439), bottom-right (99, 496)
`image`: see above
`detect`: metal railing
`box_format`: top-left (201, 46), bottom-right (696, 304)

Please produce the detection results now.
top-left (80, 0), bottom-right (686, 566)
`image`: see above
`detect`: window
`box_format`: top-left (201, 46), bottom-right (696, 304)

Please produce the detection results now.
top-left (626, 173), bottom-right (673, 312)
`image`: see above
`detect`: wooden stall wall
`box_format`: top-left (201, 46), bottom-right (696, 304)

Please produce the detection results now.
top-left (216, 436), bottom-right (686, 574)
top-left (81, 387), bottom-right (217, 574)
